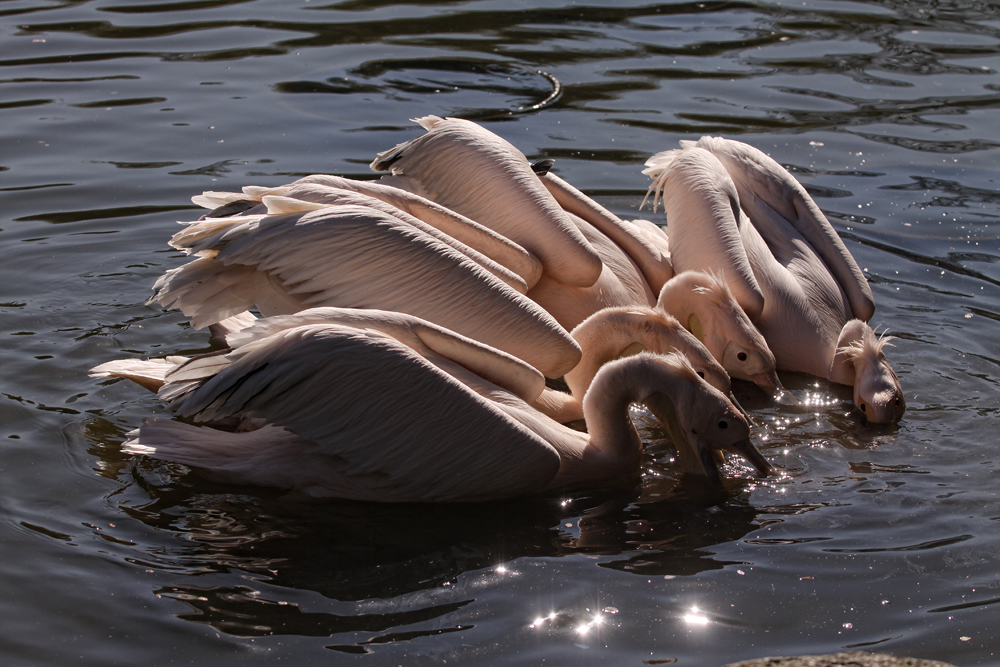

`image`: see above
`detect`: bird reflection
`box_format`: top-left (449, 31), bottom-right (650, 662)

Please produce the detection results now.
top-left (92, 465), bottom-right (764, 644)
top-left (155, 583), bottom-right (475, 654)
top-left (83, 374), bottom-right (891, 649)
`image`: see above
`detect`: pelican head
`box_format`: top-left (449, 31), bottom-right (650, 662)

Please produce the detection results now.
top-left (721, 339), bottom-right (781, 394)
top-left (639, 353), bottom-right (772, 481)
top-left (836, 323), bottom-right (905, 423)
top-left (659, 271), bottom-right (782, 395)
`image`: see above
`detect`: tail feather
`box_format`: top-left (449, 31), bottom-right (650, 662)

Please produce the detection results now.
top-left (209, 311), bottom-right (258, 341)
top-left (123, 418), bottom-right (308, 487)
top-left (151, 257), bottom-right (262, 329)
top-left (123, 418), bottom-right (370, 496)
top-left (90, 357), bottom-right (184, 392)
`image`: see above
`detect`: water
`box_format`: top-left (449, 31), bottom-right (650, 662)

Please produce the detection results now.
top-left (2, 0), bottom-right (999, 665)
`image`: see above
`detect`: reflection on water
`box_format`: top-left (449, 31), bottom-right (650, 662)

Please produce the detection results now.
top-left (2, 0), bottom-right (1000, 664)
top-left (79, 379), bottom-right (948, 653)
top-left (80, 416), bottom-right (789, 650)
top-left (160, 583), bottom-right (476, 647)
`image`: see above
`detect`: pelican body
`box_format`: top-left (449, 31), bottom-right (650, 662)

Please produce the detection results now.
top-left (92, 308), bottom-right (771, 501)
top-left (644, 137), bottom-right (904, 422)
top-left (152, 191), bottom-right (580, 379)
top-left (371, 116), bottom-right (675, 330)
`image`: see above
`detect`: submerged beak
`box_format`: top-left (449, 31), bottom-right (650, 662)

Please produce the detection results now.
top-left (643, 393), bottom-right (720, 481)
top-left (694, 436), bottom-right (770, 481)
top-left (752, 370), bottom-right (784, 396)
top-left (699, 446), bottom-right (723, 483)
top-left (728, 437), bottom-right (772, 477)
top-left (856, 359), bottom-right (906, 424)
top-left (644, 392), bottom-right (772, 482)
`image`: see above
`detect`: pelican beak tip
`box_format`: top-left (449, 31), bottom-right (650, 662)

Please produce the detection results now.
top-left (732, 438), bottom-right (772, 477)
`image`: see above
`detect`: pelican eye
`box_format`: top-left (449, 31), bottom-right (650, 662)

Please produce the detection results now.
top-left (696, 370), bottom-right (705, 378)
top-left (717, 420), bottom-right (728, 430)
top-left (737, 352), bottom-right (747, 362)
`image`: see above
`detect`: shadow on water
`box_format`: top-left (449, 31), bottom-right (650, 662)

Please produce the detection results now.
top-left (4, 0), bottom-right (998, 660)
top-left (81, 416), bottom-right (772, 643)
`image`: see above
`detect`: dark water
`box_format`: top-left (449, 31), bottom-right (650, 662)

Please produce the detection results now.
top-left (2, 0), bottom-right (999, 665)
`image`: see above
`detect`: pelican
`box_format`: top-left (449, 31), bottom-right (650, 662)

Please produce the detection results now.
top-left (371, 116), bottom-right (673, 328)
top-left (657, 270), bottom-right (781, 394)
top-left (532, 305), bottom-right (735, 424)
top-left (151, 193), bottom-right (580, 379)
top-left (644, 137), bottom-right (904, 422)
top-left (91, 307), bottom-right (771, 501)
top-left (196, 173), bottom-right (543, 289)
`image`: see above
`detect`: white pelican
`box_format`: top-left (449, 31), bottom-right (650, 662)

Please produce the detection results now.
top-left (91, 308), bottom-right (771, 501)
top-left (657, 270), bottom-right (781, 394)
top-left (151, 194), bottom-right (581, 379)
top-left (371, 116), bottom-right (604, 289)
top-left (644, 137), bottom-right (904, 422)
top-left (532, 305), bottom-right (735, 424)
top-left (370, 116), bottom-right (673, 329)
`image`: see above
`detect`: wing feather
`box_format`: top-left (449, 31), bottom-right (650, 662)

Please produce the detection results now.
top-left (243, 176), bottom-right (542, 289)
top-left (163, 323), bottom-right (561, 501)
top-left (687, 136), bottom-right (875, 321)
top-left (153, 205), bottom-right (580, 377)
top-left (370, 116), bottom-right (603, 288)
top-left (223, 307), bottom-right (546, 403)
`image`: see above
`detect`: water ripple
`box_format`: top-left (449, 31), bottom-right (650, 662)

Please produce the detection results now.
top-left (824, 534), bottom-right (975, 553)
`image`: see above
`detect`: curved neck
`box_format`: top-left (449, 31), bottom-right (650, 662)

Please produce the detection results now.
top-left (574, 363), bottom-right (646, 484)
top-left (556, 355), bottom-right (691, 488)
top-left (657, 273), bottom-right (727, 360)
top-left (550, 357), bottom-right (659, 489)
top-left (565, 308), bottom-right (675, 400)
top-left (657, 272), bottom-right (701, 323)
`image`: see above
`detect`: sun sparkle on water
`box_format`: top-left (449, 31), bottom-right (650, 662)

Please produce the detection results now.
top-left (682, 606), bottom-right (709, 626)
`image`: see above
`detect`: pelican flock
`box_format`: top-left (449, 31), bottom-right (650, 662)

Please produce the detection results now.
top-left (92, 115), bottom-right (905, 502)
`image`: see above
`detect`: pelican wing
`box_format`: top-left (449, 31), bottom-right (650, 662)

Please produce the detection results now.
top-left (278, 174), bottom-right (544, 288)
top-left (643, 147), bottom-right (766, 320)
top-left (186, 186), bottom-right (532, 294)
top-left (90, 356), bottom-right (186, 392)
top-left (224, 307), bottom-right (546, 403)
top-left (164, 322), bottom-right (562, 502)
top-left (684, 136), bottom-right (875, 322)
top-left (155, 204), bottom-right (581, 378)
top-left (539, 171), bottom-right (674, 294)
top-left (152, 256), bottom-right (291, 329)
top-left (371, 116), bottom-right (603, 288)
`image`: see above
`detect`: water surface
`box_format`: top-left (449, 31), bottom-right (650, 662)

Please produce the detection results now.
top-left (2, 0), bottom-right (999, 665)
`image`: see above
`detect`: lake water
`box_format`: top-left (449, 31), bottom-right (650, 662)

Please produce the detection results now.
top-left (2, 0), bottom-right (999, 665)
